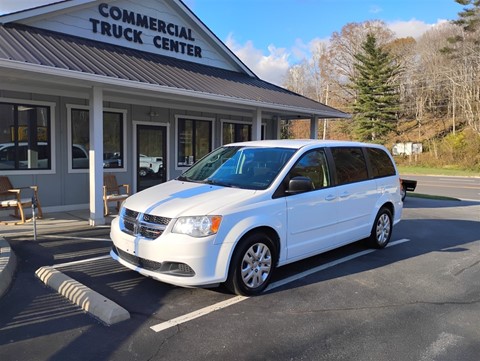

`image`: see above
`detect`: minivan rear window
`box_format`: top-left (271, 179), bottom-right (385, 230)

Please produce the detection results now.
top-left (331, 147), bottom-right (368, 185)
top-left (367, 148), bottom-right (396, 178)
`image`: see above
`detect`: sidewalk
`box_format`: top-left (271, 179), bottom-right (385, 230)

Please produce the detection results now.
top-left (0, 210), bottom-right (114, 298)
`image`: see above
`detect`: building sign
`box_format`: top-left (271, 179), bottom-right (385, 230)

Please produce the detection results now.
top-left (89, 3), bottom-right (202, 58)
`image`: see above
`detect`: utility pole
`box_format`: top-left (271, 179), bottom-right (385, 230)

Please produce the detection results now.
top-left (322, 83), bottom-right (329, 140)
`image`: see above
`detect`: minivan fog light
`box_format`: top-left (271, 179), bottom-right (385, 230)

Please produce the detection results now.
top-left (172, 215), bottom-right (222, 237)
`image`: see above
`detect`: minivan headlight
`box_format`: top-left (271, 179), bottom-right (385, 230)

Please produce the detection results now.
top-left (172, 215), bottom-right (222, 237)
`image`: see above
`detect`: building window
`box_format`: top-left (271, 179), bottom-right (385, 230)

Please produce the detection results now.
top-left (0, 102), bottom-right (51, 170)
top-left (221, 121), bottom-right (267, 145)
top-left (223, 122), bottom-right (252, 144)
top-left (177, 118), bottom-right (212, 167)
top-left (70, 108), bottom-right (124, 169)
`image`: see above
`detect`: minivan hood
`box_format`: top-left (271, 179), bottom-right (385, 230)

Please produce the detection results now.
top-left (125, 180), bottom-right (257, 218)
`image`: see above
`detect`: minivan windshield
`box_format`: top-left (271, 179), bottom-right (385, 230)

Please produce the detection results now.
top-left (178, 146), bottom-right (296, 190)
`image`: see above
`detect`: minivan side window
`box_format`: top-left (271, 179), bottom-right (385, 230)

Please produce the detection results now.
top-left (331, 147), bottom-right (368, 185)
top-left (289, 148), bottom-right (330, 189)
top-left (366, 148), bottom-right (396, 178)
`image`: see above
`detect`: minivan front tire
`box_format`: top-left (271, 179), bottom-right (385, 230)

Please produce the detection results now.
top-left (226, 232), bottom-right (276, 296)
top-left (368, 207), bottom-right (393, 249)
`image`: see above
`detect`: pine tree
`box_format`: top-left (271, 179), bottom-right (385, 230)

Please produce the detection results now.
top-left (453, 0), bottom-right (480, 35)
top-left (351, 33), bottom-right (400, 142)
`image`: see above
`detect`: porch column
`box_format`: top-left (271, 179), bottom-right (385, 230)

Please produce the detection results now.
top-left (253, 108), bottom-right (262, 140)
top-left (273, 116), bottom-right (281, 140)
top-left (89, 86), bottom-right (105, 226)
top-left (310, 115), bottom-right (319, 139)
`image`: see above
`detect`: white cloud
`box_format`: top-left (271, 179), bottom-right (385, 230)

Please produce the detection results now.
top-left (387, 18), bottom-right (449, 39)
top-left (290, 38), bottom-right (310, 61)
top-left (370, 5), bottom-right (382, 14)
top-left (224, 19), bottom-right (449, 87)
top-left (225, 33), bottom-right (290, 86)
top-left (308, 37), bottom-right (331, 52)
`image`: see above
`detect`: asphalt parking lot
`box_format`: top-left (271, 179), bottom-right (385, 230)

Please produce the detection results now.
top-left (1, 196), bottom-right (479, 361)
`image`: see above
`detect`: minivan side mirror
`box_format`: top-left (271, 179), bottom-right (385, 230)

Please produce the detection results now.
top-left (285, 176), bottom-right (314, 195)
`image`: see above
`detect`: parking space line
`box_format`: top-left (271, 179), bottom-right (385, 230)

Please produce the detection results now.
top-left (150, 238), bottom-right (411, 333)
top-left (42, 235), bottom-right (110, 241)
top-left (150, 295), bottom-right (247, 332)
top-left (266, 238), bottom-right (411, 291)
top-left (53, 255), bottom-right (111, 268)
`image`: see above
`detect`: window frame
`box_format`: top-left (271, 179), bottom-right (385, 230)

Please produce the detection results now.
top-left (175, 115), bottom-right (214, 170)
top-left (0, 98), bottom-right (56, 175)
top-left (67, 104), bottom-right (127, 174)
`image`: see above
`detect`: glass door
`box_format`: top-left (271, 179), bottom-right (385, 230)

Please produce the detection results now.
top-left (136, 124), bottom-right (167, 192)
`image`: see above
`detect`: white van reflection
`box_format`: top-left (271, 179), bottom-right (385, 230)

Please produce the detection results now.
top-left (139, 154), bottom-right (163, 177)
top-left (0, 142), bottom-right (50, 169)
top-left (0, 142), bottom-right (120, 169)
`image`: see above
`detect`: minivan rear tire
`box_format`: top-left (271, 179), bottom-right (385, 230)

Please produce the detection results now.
top-left (368, 207), bottom-right (392, 249)
top-left (226, 232), bottom-right (276, 296)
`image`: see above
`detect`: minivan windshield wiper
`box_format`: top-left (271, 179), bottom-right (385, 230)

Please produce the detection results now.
top-left (178, 176), bottom-right (234, 187)
top-left (202, 179), bottom-right (237, 188)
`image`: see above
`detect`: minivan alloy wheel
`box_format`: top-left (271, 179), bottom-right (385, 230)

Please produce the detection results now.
top-left (368, 207), bottom-right (393, 249)
top-left (376, 213), bottom-right (391, 245)
top-left (241, 243), bottom-right (272, 289)
top-left (226, 232), bottom-right (277, 296)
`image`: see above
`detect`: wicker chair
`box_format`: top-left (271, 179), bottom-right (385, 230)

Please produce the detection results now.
top-left (103, 174), bottom-right (130, 216)
top-left (0, 176), bottom-right (43, 225)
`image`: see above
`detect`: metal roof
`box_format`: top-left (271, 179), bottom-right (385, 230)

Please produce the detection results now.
top-left (0, 23), bottom-right (349, 118)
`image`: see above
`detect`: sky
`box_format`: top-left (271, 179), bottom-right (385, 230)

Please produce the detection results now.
top-left (0, 0), bottom-right (464, 85)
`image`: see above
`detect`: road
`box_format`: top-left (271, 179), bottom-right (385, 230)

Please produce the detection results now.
top-left (1, 197), bottom-right (479, 361)
top-left (401, 174), bottom-right (480, 200)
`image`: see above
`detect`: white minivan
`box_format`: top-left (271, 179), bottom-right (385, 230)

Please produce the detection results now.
top-left (110, 140), bottom-right (403, 295)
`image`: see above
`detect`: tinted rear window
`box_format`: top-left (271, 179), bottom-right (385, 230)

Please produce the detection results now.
top-left (331, 147), bottom-right (368, 185)
top-left (367, 148), bottom-right (396, 178)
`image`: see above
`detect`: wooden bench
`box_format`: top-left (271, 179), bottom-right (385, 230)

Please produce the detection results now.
top-left (103, 174), bottom-right (130, 216)
top-left (0, 176), bottom-right (43, 225)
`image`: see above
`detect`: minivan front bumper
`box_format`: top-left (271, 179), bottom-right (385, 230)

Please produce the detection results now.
top-left (110, 217), bottom-right (233, 287)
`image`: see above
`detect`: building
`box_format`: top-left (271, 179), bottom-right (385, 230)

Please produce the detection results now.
top-left (0, 0), bottom-right (348, 225)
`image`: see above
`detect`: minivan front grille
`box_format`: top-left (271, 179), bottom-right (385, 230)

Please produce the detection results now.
top-left (124, 208), bottom-right (139, 219)
top-left (120, 207), bottom-right (171, 240)
top-left (112, 247), bottom-right (195, 276)
top-left (142, 213), bottom-right (170, 225)
top-left (113, 247), bottom-right (163, 271)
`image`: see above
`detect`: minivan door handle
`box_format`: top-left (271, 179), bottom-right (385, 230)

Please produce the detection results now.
top-left (325, 194), bottom-right (336, 201)
top-left (339, 191), bottom-right (350, 198)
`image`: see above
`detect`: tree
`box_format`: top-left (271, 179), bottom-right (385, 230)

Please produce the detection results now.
top-left (351, 33), bottom-right (401, 142)
top-left (329, 21), bottom-right (395, 108)
top-left (283, 61), bottom-right (310, 96)
top-left (439, 0), bottom-right (480, 134)
top-left (449, 0), bottom-right (480, 133)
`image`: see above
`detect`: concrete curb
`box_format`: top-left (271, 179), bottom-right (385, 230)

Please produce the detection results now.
top-left (0, 237), bottom-right (17, 298)
top-left (35, 266), bottom-right (130, 325)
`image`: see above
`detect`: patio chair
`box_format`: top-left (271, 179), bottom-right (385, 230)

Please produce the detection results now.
top-left (0, 176), bottom-right (43, 225)
top-left (103, 174), bottom-right (130, 216)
